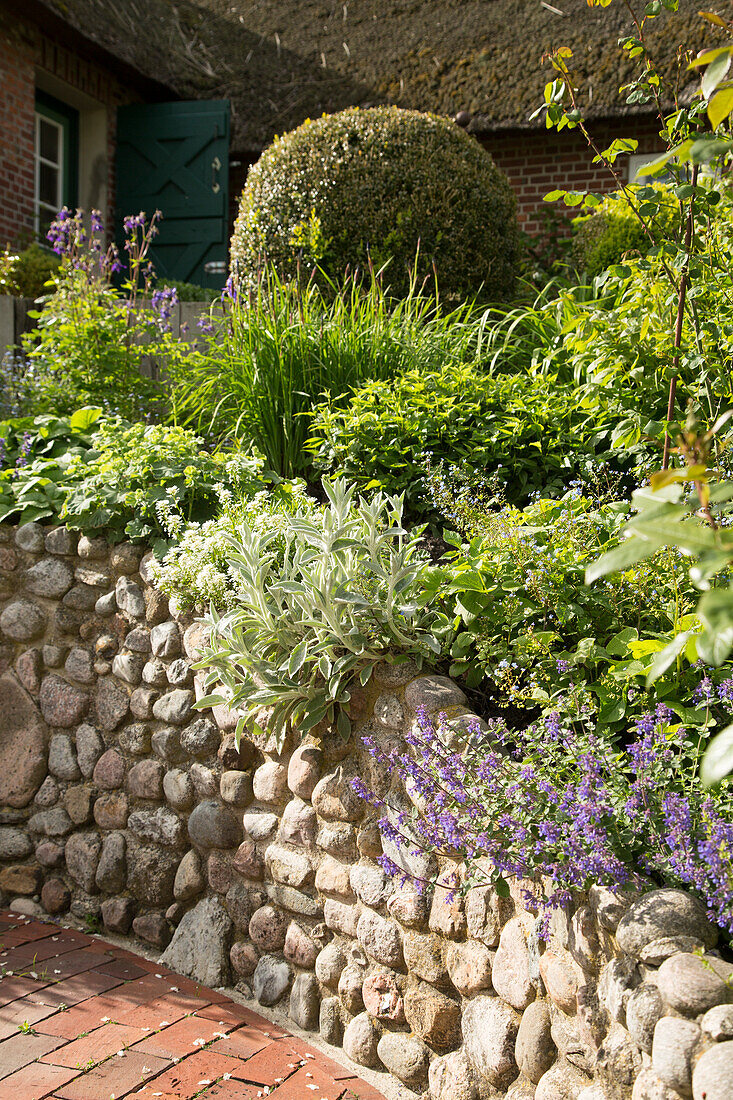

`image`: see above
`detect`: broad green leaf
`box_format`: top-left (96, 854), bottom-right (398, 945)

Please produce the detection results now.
top-left (631, 519), bottom-right (717, 554)
top-left (585, 537), bottom-right (661, 583)
top-left (336, 707), bottom-right (351, 741)
top-left (701, 723), bottom-right (733, 786)
top-left (288, 640), bottom-right (309, 677)
top-left (699, 12), bottom-right (730, 29)
top-left (447, 571), bottom-right (486, 593)
top-left (646, 630), bottom-right (691, 686)
top-left (69, 407), bottom-right (103, 432)
top-left (708, 85), bottom-right (733, 129)
top-left (702, 50), bottom-right (732, 99)
top-left (606, 627), bottom-right (639, 656)
top-left (696, 589), bottom-right (733, 665)
top-left (689, 45), bottom-right (732, 69)
top-left (634, 140), bottom-right (693, 177)
top-left (191, 693), bottom-right (226, 709)
top-left (599, 696), bottom-right (626, 724)
top-left (690, 136), bottom-right (733, 164)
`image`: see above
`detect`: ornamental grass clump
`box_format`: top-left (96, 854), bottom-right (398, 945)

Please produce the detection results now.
top-left (169, 260), bottom-right (484, 478)
top-left (354, 705), bottom-right (733, 935)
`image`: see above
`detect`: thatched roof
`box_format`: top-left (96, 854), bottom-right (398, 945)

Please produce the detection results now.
top-left (34, 0), bottom-right (733, 151)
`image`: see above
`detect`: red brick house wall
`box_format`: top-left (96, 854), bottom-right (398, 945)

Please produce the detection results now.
top-left (0, 26), bottom-right (36, 247)
top-left (0, 10), bottom-right (143, 248)
top-left (482, 118), bottom-right (664, 236)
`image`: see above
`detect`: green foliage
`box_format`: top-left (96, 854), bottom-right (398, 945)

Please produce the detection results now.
top-left (309, 362), bottom-right (615, 517)
top-left (9, 208), bottom-right (201, 422)
top-left (567, 183), bottom-right (733, 450)
top-left (170, 263), bottom-right (484, 478)
top-left (468, 180), bottom-right (733, 465)
top-left (0, 408), bottom-right (101, 526)
top-left (0, 411), bottom-right (265, 546)
top-left (422, 477), bottom-right (713, 741)
top-left (586, 432), bottom-right (733, 780)
top-left (60, 421), bottom-right (265, 546)
top-left (0, 244), bottom-right (59, 299)
top-left (572, 185), bottom-right (679, 279)
top-left (194, 479), bottom-right (438, 749)
top-left (231, 106), bottom-right (519, 302)
top-left (153, 480), bottom-right (315, 610)
top-left (19, 270), bottom-right (167, 421)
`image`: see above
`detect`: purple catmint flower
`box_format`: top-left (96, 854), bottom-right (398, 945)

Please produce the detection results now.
top-left (718, 679), bottom-right (733, 708)
top-left (544, 712), bottom-right (562, 742)
top-left (12, 429), bottom-right (33, 477)
top-left (353, 703), bottom-right (733, 936)
top-left (694, 677), bottom-right (716, 705)
top-left (15, 431), bottom-right (32, 470)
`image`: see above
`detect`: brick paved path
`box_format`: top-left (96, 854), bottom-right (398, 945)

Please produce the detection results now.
top-left (0, 910), bottom-right (386, 1100)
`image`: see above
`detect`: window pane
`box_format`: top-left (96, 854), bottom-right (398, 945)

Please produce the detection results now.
top-left (39, 162), bottom-right (59, 206)
top-left (39, 118), bottom-right (60, 164)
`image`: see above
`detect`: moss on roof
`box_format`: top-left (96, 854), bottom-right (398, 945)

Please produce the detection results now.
top-left (41, 0), bottom-right (732, 150)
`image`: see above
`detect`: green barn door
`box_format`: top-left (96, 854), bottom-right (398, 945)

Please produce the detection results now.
top-left (116, 100), bottom-right (230, 289)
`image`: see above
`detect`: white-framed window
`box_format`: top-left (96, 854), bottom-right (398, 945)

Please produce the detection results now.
top-left (627, 152), bottom-right (665, 183)
top-left (35, 110), bottom-right (64, 236)
top-left (33, 92), bottom-right (78, 240)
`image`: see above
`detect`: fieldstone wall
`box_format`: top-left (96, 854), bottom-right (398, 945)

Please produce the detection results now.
top-left (1, 520), bottom-right (732, 1100)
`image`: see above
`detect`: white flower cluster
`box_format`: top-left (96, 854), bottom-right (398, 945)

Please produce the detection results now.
top-left (153, 481), bottom-right (314, 611)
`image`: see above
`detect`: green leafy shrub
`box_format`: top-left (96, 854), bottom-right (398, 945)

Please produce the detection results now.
top-left (0, 408), bottom-right (101, 525)
top-left (459, 181), bottom-right (733, 465)
top-left (309, 363), bottom-right (614, 516)
top-left (60, 421), bottom-right (265, 545)
top-left (170, 263), bottom-right (483, 477)
top-left (194, 479), bottom-right (438, 748)
top-left (587, 443), bottom-right (733, 784)
top-left (0, 411), bottom-right (265, 546)
top-left (422, 476), bottom-right (712, 742)
top-left (231, 106), bottom-right (519, 302)
top-left (572, 184), bottom-right (679, 280)
top-left (0, 243), bottom-right (59, 299)
top-left (20, 274), bottom-right (165, 420)
top-left (13, 209), bottom-right (203, 421)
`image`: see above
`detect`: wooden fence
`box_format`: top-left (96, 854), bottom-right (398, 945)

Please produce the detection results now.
top-left (0, 297), bottom-right (221, 361)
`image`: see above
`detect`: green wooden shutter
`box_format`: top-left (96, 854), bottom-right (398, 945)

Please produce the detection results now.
top-left (116, 100), bottom-right (230, 288)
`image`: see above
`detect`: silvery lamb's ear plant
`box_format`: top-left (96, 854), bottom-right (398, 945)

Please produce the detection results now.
top-left (193, 478), bottom-right (438, 749)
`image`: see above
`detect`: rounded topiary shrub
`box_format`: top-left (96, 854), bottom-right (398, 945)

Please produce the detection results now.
top-left (231, 106), bottom-right (519, 301)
